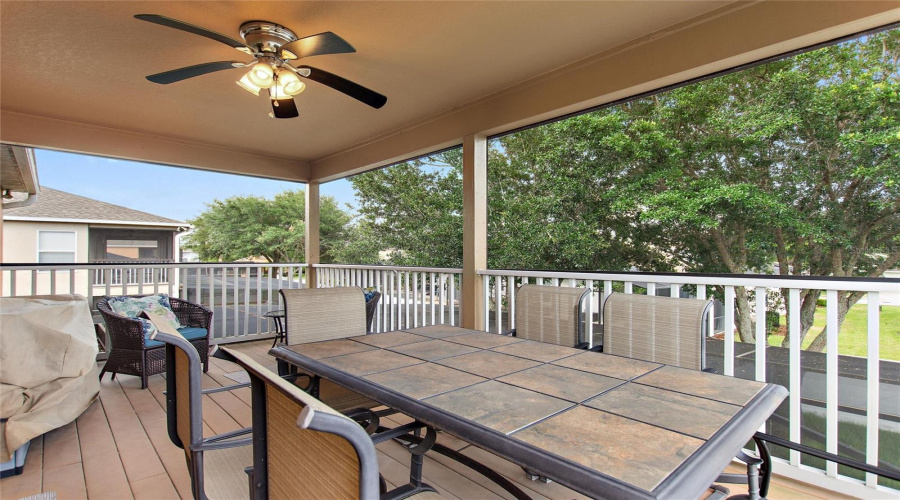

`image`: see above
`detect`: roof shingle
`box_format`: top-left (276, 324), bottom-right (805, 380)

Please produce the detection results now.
top-left (3, 188), bottom-right (186, 226)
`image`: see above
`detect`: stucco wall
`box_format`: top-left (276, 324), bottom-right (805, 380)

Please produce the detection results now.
top-left (2, 220), bottom-right (91, 296)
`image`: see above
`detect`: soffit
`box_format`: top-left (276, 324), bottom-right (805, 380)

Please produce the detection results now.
top-left (0, 1), bottom-right (733, 166)
top-left (0, 144), bottom-right (38, 195)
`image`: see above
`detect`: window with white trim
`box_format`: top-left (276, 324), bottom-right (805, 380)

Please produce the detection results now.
top-left (37, 231), bottom-right (77, 263)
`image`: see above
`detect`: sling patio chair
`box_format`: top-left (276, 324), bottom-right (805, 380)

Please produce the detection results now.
top-left (504, 284), bottom-right (592, 348)
top-left (223, 346), bottom-right (442, 500)
top-left (602, 292), bottom-right (771, 499)
top-left (277, 287), bottom-right (383, 414)
top-left (602, 291), bottom-right (714, 370)
top-left (153, 329), bottom-right (253, 500)
top-left (503, 283), bottom-right (591, 483)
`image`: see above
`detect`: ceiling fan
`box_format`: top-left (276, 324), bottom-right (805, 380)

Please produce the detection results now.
top-left (135, 14), bottom-right (387, 119)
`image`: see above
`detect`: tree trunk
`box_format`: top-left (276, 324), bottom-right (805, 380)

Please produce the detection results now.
top-left (734, 286), bottom-right (756, 343)
top-left (780, 289), bottom-right (820, 348)
top-left (806, 290), bottom-right (864, 352)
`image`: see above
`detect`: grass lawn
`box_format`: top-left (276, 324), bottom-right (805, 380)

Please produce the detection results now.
top-left (767, 304), bottom-right (900, 361)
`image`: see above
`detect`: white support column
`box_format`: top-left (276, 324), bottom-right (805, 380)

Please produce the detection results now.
top-left (305, 181), bottom-right (320, 288)
top-left (462, 133), bottom-right (487, 330)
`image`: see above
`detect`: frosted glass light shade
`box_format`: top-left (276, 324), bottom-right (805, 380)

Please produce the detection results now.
top-left (247, 62), bottom-right (274, 88)
top-left (236, 73), bottom-right (261, 95)
top-left (277, 69), bottom-right (305, 96)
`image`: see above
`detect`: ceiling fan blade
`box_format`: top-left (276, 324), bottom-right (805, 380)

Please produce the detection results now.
top-left (146, 61), bottom-right (242, 84)
top-left (296, 65), bottom-right (387, 109)
top-left (271, 98), bottom-right (299, 119)
top-left (280, 32), bottom-right (356, 59)
top-left (135, 14), bottom-right (252, 53)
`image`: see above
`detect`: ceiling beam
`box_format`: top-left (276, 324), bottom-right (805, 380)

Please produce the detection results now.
top-left (309, 1), bottom-right (900, 182)
top-left (0, 111), bottom-right (310, 182)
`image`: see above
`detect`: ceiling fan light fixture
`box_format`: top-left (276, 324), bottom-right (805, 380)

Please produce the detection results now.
top-left (236, 73), bottom-right (261, 95)
top-left (247, 62), bottom-right (274, 88)
top-left (277, 69), bottom-right (305, 95)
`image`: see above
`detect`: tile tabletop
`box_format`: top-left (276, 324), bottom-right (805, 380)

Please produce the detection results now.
top-left (349, 331), bottom-right (431, 348)
top-left (283, 338), bottom-right (376, 360)
top-left (512, 405), bottom-right (704, 492)
top-left (552, 351), bottom-right (660, 380)
top-left (271, 325), bottom-right (785, 499)
top-left (584, 383), bottom-right (741, 439)
top-left (433, 350), bottom-right (541, 379)
top-left (498, 364), bottom-right (625, 403)
top-left (635, 365), bottom-right (765, 406)
top-left (364, 363), bottom-right (486, 399)
top-left (423, 380), bottom-right (573, 434)
top-left (444, 331), bottom-right (526, 349)
top-left (490, 340), bottom-right (583, 363)
top-left (318, 348), bottom-right (423, 376)
top-left (387, 339), bottom-right (482, 361)
top-left (402, 325), bottom-right (477, 339)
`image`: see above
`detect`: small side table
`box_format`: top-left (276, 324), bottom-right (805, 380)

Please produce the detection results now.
top-left (264, 309), bottom-right (286, 347)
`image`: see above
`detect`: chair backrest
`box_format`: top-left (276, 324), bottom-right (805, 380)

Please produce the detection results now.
top-left (602, 292), bottom-right (713, 370)
top-left (223, 347), bottom-right (380, 500)
top-left (514, 284), bottom-right (591, 347)
top-left (280, 287), bottom-right (367, 345)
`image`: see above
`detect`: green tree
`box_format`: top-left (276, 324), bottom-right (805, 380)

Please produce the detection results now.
top-left (348, 159), bottom-right (463, 268)
top-left (347, 29), bottom-right (900, 350)
top-left (184, 190), bottom-right (353, 263)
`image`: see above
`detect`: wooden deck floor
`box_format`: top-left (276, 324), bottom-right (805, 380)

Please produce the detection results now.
top-left (1, 339), bottom-right (850, 500)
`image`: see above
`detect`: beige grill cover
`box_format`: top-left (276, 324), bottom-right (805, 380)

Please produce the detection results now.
top-left (0, 295), bottom-right (100, 460)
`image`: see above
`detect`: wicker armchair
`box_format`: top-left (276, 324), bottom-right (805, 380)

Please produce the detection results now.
top-left (97, 295), bottom-right (212, 389)
top-left (365, 291), bottom-right (381, 333)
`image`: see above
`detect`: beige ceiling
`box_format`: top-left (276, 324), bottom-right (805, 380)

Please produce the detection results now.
top-left (1, 1), bottom-right (898, 182)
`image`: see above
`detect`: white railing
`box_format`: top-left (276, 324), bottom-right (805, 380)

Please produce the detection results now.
top-left (2, 262), bottom-right (307, 344)
top-left (4, 261), bottom-right (898, 494)
top-left (313, 264), bottom-right (463, 333)
top-left (93, 266), bottom-right (169, 286)
top-left (481, 268), bottom-right (900, 495)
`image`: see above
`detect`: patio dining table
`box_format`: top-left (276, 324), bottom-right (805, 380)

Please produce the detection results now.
top-left (270, 325), bottom-right (787, 500)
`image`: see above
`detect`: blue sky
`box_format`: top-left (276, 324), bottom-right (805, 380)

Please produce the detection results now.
top-left (33, 149), bottom-right (358, 222)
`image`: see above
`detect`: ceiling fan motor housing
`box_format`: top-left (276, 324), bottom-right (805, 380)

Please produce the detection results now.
top-left (239, 21), bottom-right (297, 54)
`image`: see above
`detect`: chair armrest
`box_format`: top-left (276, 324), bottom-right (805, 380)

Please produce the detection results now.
top-left (370, 422), bottom-right (429, 445)
top-left (201, 382), bottom-right (250, 394)
top-left (170, 297), bottom-right (213, 329)
top-left (98, 307), bottom-right (148, 350)
top-left (194, 427), bottom-right (252, 451)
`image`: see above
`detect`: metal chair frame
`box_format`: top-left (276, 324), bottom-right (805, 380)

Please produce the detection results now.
top-left (223, 347), bottom-right (440, 500)
top-left (155, 331), bottom-right (252, 500)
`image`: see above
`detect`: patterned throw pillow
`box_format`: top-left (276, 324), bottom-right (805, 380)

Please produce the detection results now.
top-left (108, 294), bottom-right (183, 336)
top-left (141, 308), bottom-right (182, 336)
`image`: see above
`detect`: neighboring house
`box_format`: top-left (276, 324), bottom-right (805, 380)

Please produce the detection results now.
top-left (2, 187), bottom-right (190, 296)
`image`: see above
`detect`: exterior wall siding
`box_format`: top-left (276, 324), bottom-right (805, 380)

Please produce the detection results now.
top-left (1, 220), bottom-right (90, 295)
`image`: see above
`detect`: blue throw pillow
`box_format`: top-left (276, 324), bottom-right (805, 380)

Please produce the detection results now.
top-left (364, 291), bottom-right (377, 302)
